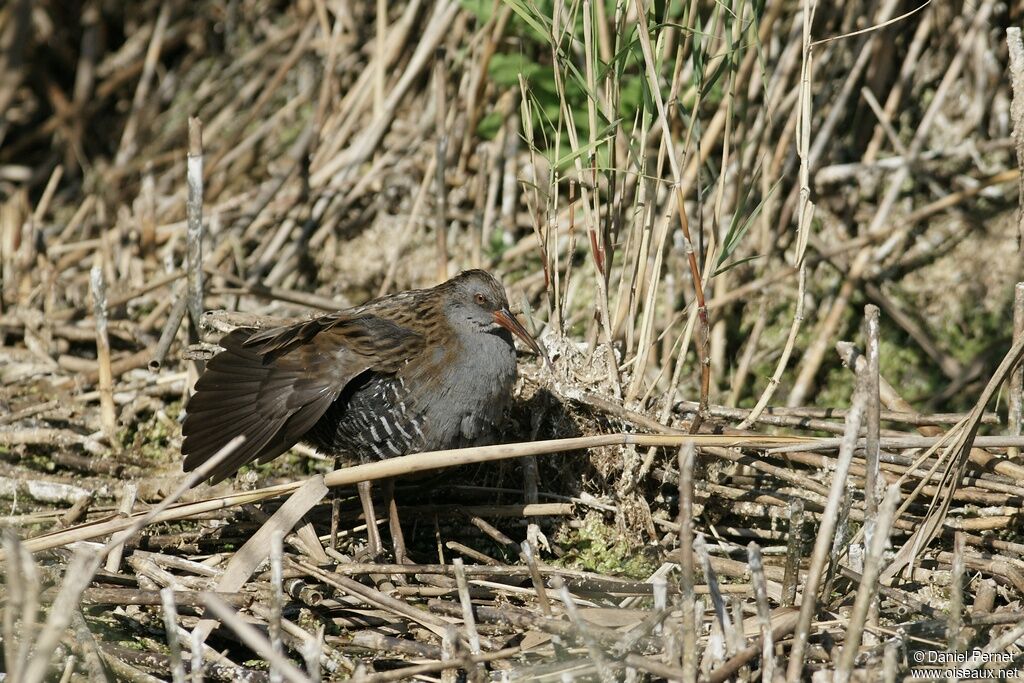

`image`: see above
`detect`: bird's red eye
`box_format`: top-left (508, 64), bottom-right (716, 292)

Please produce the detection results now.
top-left (474, 293), bottom-right (487, 305)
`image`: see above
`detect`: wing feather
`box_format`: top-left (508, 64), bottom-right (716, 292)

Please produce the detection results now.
top-left (181, 317), bottom-right (422, 483)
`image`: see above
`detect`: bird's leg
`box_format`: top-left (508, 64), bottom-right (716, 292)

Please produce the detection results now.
top-left (357, 480), bottom-right (382, 558)
top-left (382, 477), bottom-right (407, 564)
top-left (330, 456), bottom-right (343, 550)
top-left (330, 498), bottom-right (340, 550)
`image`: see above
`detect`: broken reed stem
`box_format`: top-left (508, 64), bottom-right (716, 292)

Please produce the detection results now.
top-left (200, 593), bottom-right (310, 683)
top-left (20, 548), bottom-right (99, 683)
top-left (781, 499), bottom-right (804, 607)
top-left (160, 588), bottom-right (187, 683)
top-left (2, 528), bottom-right (38, 682)
top-left (679, 203), bottom-right (711, 432)
top-left (432, 47), bottom-right (449, 283)
top-left (31, 164), bottom-right (63, 225)
top-left (375, 0), bottom-right (386, 116)
top-left (677, 443), bottom-right (698, 683)
top-left (150, 286), bottom-right (188, 371)
top-left (520, 540), bottom-right (553, 616)
top-left (652, 575), bottom-right (667, 634)
top-left (864, 304), bottom-right (881, 517)
top-left (189, 629), bottom-right (203, 683)
top-left (521, 437), bottom-right (541, 566)
top-left (105, 482), bottom-right (138, 573)
top-left (694, 533), bottom-right (732, 657)
top-left (1008, 29), bottom-right (1024, 459)
top-left (674, 400), bottom-right (998, 427)
top-left (557, 583), bottom-right (616, 683)
top-left (69, 610), bottom-right (104, 682)
top-left (441, 627), bottom-right (458, 683)
top-left (1010, 282), bottom-right (1024, 458)
top-left (786, 390), bottom-right (867, 682)
top-left (728, 597), bottom-right (744, 660)
top-left (89, 264), bottom-right (117, 444)
top-left (20, 433), bottom-right (807, 555)
top-left (821, 487), bottom-right (853, 604)
top-left (1008, 28), bottom-right (1024, 277)
top-left (747, 542), bottom-right (775, 683)
top-left (834, 484), bottom-right (899, 683)
top-left (301, 627), bottom-right (324, 683)
top-left (270, 530), bottom-right (285, 683)
top-left (186, 117), bottom-right (204, 336)
top-left (948, 531), bottom-right (967, 651)
top-left (452, 558), bottom-right (482, 658)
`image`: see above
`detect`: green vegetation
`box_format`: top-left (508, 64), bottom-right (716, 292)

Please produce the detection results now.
top-left (554, 512), bottom-right (659, 578)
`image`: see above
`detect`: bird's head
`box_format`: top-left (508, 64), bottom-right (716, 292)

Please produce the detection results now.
top-left (443, 270), bottom-right (547, 362)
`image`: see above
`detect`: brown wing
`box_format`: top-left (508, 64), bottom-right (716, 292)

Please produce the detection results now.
top-left (181, 314), bottom-right (422, 483)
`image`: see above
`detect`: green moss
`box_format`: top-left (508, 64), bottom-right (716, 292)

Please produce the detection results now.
top-left (122, 403), bottom-right (181, 463)
top-left (484, 225), bottom-right (511, 262)
top-left (554, 513), bottom-right (658, 579)
top-left (476, 110), bottom-right (504, 140)
top-left (277, 103), bottom-right (314, 147)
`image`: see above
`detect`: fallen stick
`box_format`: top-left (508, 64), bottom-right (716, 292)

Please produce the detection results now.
top-left (17, 433), bottom-right (810, 555)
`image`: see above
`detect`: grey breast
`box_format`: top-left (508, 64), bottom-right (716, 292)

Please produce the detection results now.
top-left (419, 328), bottom-right (518, 450)
top-left (306, 328), bottom-right (517, 461)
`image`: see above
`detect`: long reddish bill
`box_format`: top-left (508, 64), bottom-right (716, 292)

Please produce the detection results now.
top-left (493, 309), bottom-right (550, 366)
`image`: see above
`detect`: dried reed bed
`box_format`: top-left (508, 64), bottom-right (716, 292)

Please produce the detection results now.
top-left (2, 0), bottom-right (1024, 680)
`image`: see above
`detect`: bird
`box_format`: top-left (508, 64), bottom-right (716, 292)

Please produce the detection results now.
top-left (180, 269), bottom-right (545, 558)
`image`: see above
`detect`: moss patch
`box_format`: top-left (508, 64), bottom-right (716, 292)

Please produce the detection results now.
top-left (553, 512), bottom-right (658, 579)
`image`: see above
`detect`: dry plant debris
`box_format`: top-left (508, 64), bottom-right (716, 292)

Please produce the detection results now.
top-left (3, 0), bottom-right (1024, 680)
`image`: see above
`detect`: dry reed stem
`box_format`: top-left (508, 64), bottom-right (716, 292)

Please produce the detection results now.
top-left (2, 1), bottom-right (1023, 678)
top-left (19, 433), bottom-right (807, 554)
top-left (789, 0), bottom-right (995, 407)
top-left (201, 593), bottom-right (310, 683)
top-left (159, 587), bottom-right (187, 683)
top-left (185, 117), bottom-right (204, 334)
top-left (834, 484), bottom-right (899, 681)
top-left (192, 476), bottom-right (328, 644)
top-left (89, 265), bottom-right (117, 443)
top-left (1012, 283), bottom-right (1024, 460)
top-left (786, 388), bottom-right (866, 682)
top-left (863, 304), bottom-right (882, 518)
top-left (677, 442), bottom-right (697, 683)
top-left (886, 333), bottom-right (1024, 579)
top-left (746, 542), bottom-right (774, 683)
top-left (1009, 27), bottom-right (1024, 276)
